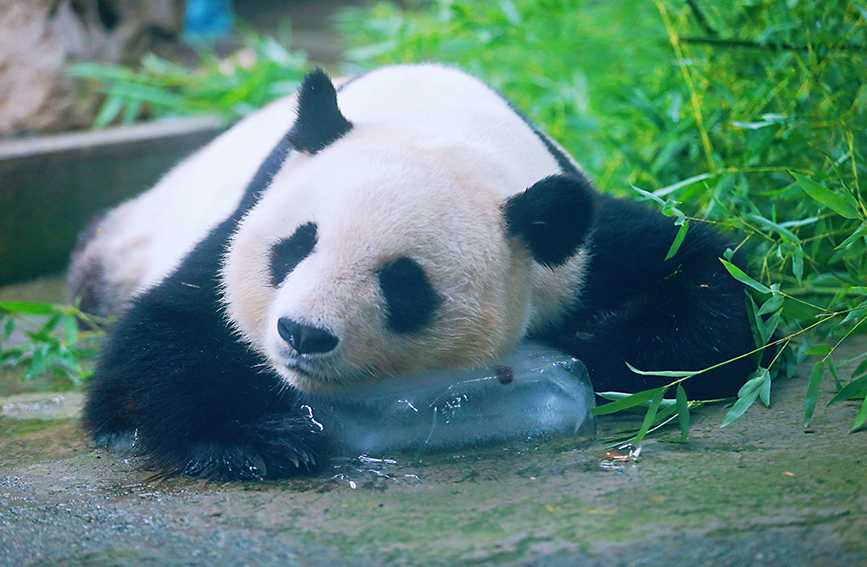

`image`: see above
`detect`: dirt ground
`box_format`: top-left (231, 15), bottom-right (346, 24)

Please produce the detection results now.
top-left (1, 277), bottom-right (866, 567)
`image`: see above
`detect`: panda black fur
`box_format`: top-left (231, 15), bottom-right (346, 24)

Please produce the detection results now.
top-left (76, 64), bottom-right (759, 480)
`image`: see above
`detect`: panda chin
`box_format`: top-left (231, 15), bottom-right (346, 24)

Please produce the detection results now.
top-left (273, 356), bottom-right (357, 395)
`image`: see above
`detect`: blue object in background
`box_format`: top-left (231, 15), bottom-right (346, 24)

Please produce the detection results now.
top-left (184, 0), bottom-right (234, 38)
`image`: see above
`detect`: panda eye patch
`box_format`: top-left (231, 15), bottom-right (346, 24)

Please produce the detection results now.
top-left (378, 257), bottom-right (442, 334)
top-left (269, 222), bottom-right (318, 286)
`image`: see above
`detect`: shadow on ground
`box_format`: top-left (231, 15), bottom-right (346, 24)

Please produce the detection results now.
top-left (1, 277), bottom-right (865, 567)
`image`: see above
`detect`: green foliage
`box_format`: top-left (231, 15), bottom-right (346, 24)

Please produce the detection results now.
top-left (69, 34), bottom-right (309, 127)
top-left (339, 0), bottom-right (867, 436)
top-left (0, 302), bottom-right (104, 386)
top-left (337, 0), bottom-right (675, 178)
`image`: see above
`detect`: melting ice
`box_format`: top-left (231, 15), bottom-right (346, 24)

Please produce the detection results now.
top-left (309, 342), bottom-right (596, 455)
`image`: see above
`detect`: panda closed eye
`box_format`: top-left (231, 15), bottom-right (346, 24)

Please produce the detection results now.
top-left (269, 222), bottom-right (318, 287)
top-left (378, 257), bottom-right (442, 334)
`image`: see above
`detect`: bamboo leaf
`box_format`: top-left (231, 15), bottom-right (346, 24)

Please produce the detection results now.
top-left (676, 384), bottom-right (690, 441)
top-left (592, 387), bottom-right (666, 415)
top-left (757, 294), bottom-right (784, 316)
top-left (804, 360), bottom-right (825, 427)
top-left (723, 367), bottom-right (770, 425)
top-left (24, 348), bottom-right (51, 380)
top-left (624, 361), bottom-right (697, 377)
top-left (836, 224), bottom-right (867, 250)
top-left (760, 310), bottom-right (781, 345)
top-left (499, 0), bottom-right (522, 25)
top-left (804, 344), bottom-right (832, 356)
top-left (633, 388), bottom-right (667, 444)
top-left (828, 374), bottom-right (867, 405)
top-left (665, 220), bottom-right (689, 261)
top-left (792, 244), bottom-right (804, 284)
top-left (851, 359), bottom-right (867, 380)
top-left (827, 354), bottom-right (841, 390)
top-left (746, 294), bottom-right (764, 351)
top-left (596, 391), bottom-right (676, 407)
top-left (791, 172), bottom-right (860, 220)
top-left (67, 62), bottom-right (136, 82)
top-left (737, 370), bottom-right (764, 398)
top-left (721, 388), bottom-right (760, 426)
top-left (649, 402), bottom-right (680, 424)
top-left (849, 399), bottom-right (867, 433)
top-left (0, 301), bottom-right (56, 315)
top-left (63, 314), bottom-right (79, 345)
top-left (92, 94), bottom-right (125, 130)
top-left (748, 213), bottom-right (800, 243)
top-left (39, 313), bottom-right (62, 335)
top-left (652, 173), bottom-right (712, 198)
top-left (631, 184), bottom-right (667, 206)
top-left (759, 368), bottom-right (771, 407)
top-left (842, 308), bottom-right (867, 325)
top-left (720, 259), bottom-right (771, 294)
top-left (841, 300), bottom-right (867, 324)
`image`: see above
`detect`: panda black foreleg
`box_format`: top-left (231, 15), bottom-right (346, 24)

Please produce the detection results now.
top-left (83, 279), bottom-right (327, 481)
top-left (551, 264), bottom-right (759, 400)
top-left (537, 195), bottom-right (761, 400)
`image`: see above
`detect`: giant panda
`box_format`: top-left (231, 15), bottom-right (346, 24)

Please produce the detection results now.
top-left (73, 64), bottom-right (759, 481)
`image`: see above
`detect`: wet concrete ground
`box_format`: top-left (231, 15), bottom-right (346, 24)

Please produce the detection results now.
top-left (1, 277), bottom-right (866, 566)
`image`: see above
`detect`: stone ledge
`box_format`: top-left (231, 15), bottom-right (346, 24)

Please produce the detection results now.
top-left (0, 116), bottom-right (226, 284)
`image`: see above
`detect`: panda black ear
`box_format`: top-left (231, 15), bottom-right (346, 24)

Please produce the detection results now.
top-left (503, 173), bottom-right (596, 268)
top-left (286, 68), bottom-right (353, 154)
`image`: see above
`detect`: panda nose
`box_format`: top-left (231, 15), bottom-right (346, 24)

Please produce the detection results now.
top-left (277, 318), bottom-right (339, 354)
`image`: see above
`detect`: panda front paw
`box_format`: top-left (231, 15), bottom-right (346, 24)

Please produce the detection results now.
top-left (136, 413), bottom-right (327, 481)
top-left (165, 440), bottom-right (321, 481)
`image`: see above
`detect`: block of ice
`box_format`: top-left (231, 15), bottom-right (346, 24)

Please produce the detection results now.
top-left (309, 342), bottom-right (596, 456)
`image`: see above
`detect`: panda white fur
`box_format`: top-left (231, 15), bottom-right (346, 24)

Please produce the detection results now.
top-left (75, 64), bottom-right (759, 480)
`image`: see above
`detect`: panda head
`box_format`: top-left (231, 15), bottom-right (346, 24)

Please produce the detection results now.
top-left (222, 69), bottom-right (596, 394)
